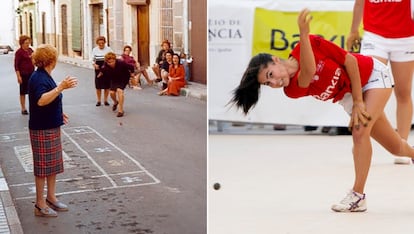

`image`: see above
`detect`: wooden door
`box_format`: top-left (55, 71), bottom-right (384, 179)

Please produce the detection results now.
top-left (136, 5), bottom-right (150, 67)
top-left (61, 5), bottom-right (68, 55)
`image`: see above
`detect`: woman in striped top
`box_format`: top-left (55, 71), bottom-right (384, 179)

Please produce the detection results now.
top-left (91, 36), bottom-right (113, 106)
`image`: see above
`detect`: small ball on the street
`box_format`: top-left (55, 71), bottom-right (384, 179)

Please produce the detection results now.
top-left (119, 122), bottom-right (123, 126)
top-left (213, 183), bottom-right (221, 190)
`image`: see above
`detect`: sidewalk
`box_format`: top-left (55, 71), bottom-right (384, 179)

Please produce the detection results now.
top-left (59, 56), bottom-right (207, 101)
top-left (0, 167), bottom-right (23, 234)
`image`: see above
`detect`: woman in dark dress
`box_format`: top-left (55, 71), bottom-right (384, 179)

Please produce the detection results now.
top-left (28, 44), bottom-right (78, 217)
top-left (14, 35), bottom-right (35, 115)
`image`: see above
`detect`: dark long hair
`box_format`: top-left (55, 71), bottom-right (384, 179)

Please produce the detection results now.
top-left (229, 53), bottom-right (273, 115)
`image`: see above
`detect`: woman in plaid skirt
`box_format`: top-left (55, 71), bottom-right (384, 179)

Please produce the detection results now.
top-left (28, 44), bottom-right (78, 217)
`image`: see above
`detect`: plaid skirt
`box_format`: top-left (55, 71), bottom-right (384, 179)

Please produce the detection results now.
top-left (29, 128), bottom-right (64, 177)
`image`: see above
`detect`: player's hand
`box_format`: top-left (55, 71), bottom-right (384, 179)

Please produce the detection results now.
top-left (348, 101), bottom-right (371, 132)
top-left (298, 8), bottom-right (312, 35)
top-left (346, 32), bottom-right (361, 52)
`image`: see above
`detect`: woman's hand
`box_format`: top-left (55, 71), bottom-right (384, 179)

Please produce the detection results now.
top-left (58, 76), bottom-right (78, 90)
top-left (298, 8), bottom-right (312, 36)
top-left (349, 101), bottom-right (371, 131)
top-left (63, 113), bottom-right (69, 124)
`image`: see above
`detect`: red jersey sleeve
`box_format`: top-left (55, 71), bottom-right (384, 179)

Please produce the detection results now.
top-left (285, 35), bottom-right (348, 99)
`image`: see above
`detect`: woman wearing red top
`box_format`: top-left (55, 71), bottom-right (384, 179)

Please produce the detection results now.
top-left (231, 9), bottom-right (414, 212)
top-left (120, 45), bottom-right (153, 89)
top-left (158, 53), bottom-right (186, 96)
top-left (14, 35), bottom-right (35, 115)
top-left (347, 0), bottom-right (414, 164)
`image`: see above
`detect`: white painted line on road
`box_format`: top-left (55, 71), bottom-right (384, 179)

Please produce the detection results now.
top-left (3, 126), bottom-right (161, 199)
top-left (13, 145), bottom-right (74, 172)
top-left (9, 170), bottom-right (148, 187)
top-left (68, 126), bottom-right (160, 184)
top-left (14, 182), bottom-right (159, 201)
top-left (0, 132), bottom-right (28, 143)
top-left (61, 128), bottom-right (118, 187)
top-left (0, 178), bottom-right (8, 191)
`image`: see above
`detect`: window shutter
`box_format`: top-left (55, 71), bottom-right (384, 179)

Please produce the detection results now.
top-left (71, 0), bottom-right (82, 52)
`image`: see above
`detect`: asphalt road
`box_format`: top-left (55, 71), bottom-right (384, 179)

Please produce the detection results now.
top-left (0, 53), bottom-right (206, 234)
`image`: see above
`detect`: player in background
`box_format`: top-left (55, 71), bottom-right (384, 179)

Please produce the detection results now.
top-left (347, 0), bottom-right (414, 164)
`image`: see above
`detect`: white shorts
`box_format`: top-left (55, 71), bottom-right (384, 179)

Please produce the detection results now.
top-left (361, 31), bottom-right (414, 62)
top-left (339, 58), bottom-right (394, 115)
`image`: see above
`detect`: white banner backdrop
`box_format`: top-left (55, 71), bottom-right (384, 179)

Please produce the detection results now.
top-left (208, 0), bottom-right (407, 127)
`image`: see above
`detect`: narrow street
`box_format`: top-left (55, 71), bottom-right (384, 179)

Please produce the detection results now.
top-left (0, 53), bottom-right (207, 234)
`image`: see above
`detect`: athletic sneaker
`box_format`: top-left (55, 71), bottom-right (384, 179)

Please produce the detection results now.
top-left (394, 157), bottom-right (411, 165)
top-left (331, 190), bottom-right (367, 212)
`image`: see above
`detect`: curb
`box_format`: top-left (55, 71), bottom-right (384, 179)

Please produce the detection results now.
top-left (180, 87), bottom-right (207, 101)
top-left (0, 167), bottom-right (23, 234)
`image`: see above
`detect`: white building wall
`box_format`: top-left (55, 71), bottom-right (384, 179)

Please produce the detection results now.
top-left (149, 0), bottom-right (160, 65)
top-left (0, 0), bottom-right (16, 47)
top-left (82, 0), bottom-right (92, 60)
top-left (122, 3), bottom-right (134, 49)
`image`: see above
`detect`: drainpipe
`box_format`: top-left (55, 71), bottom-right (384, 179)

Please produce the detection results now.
top-left (12, 0), bottom-right (16, 47)
top-left (82, 0), bottom-right (90, 60)
top-left (183, 0), bottom-right (189, 56)
top-left (105, 0), bottom-right (109, 46)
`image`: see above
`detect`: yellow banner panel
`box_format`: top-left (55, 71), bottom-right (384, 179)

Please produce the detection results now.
top-left (253, 8), bottom-right (362, 58)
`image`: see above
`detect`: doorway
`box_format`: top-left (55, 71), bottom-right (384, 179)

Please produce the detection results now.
top-left (136, 5), bottom-right (150, 67)
top-left (61, 4), bottom-right (68, 55)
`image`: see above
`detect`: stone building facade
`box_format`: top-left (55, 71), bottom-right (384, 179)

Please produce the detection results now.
top-left (14, 0), bottom-right (206, 84)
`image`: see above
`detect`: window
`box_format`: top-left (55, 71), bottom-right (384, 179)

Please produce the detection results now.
top-left (160, 0), bottom-right (173, 43)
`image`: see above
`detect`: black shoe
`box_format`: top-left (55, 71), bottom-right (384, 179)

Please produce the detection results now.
top-left (116, 112), bottom-right (124, 117)
top-left (104, 101), bottom-right (110, 106)
top-left (21, 110), bottom-right (29, 115)
top-left (155, 78), bottom-right (162, 83)
top-left (96, 102), bottom-right (101, 106)
top-left (112, 102), bottom-right (118, 111)
top-left (304, 126), bottom-right (318, 131)
top-left (273, 124), bottom-right (286, 131)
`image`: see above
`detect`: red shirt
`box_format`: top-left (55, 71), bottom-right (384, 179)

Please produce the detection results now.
top-left (169, 64), bottom-right (185, 81)
top-left (120, 54), bottom-right (137, 69)
top-left (363, 0), bottom-right (414, 38)
top-left (14, 47), bottom-right (35, 76)
top-left (284, 35), bottom-right (373, 103)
